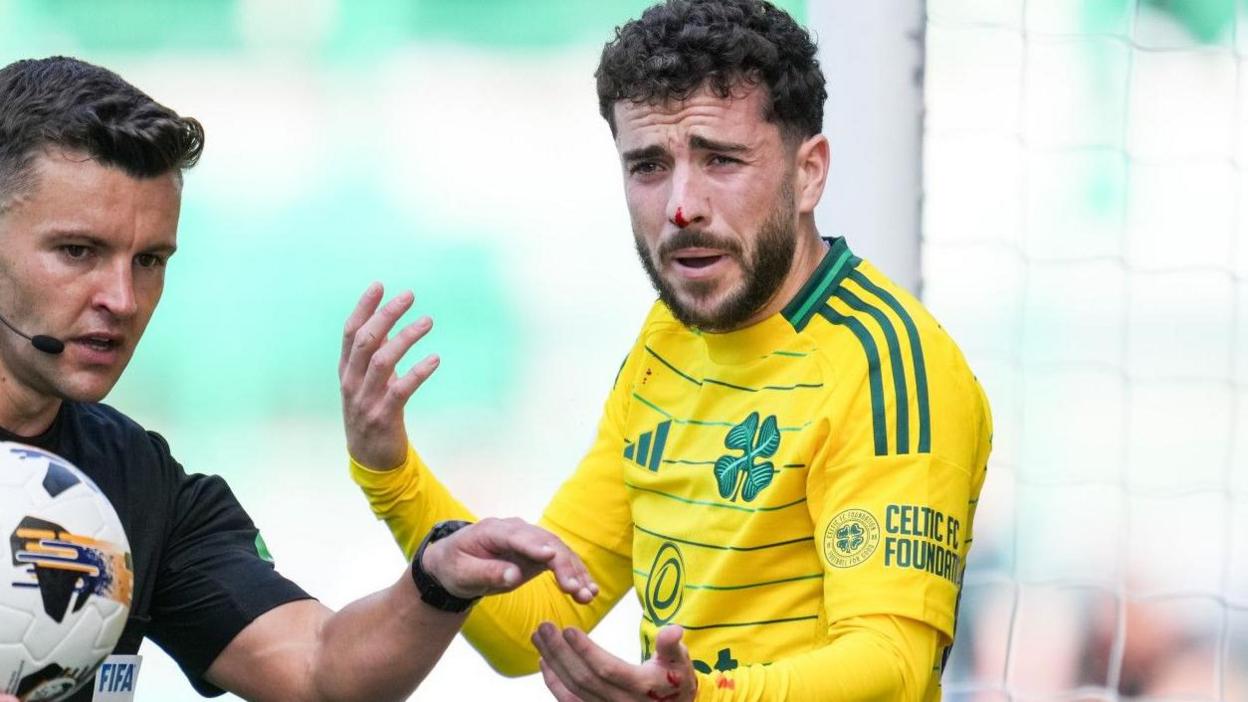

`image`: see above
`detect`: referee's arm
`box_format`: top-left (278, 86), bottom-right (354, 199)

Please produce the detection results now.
top-left (203, 517), bottom-right (596, 702)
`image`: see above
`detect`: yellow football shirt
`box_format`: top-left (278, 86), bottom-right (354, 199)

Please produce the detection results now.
top-left (542, 236), bottom-right (991, 694)
top-left (352, 236), bottom-right (991, 699)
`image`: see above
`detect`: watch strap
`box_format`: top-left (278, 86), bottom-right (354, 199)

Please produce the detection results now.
top-left (411, 520), bottom-right (478, 613)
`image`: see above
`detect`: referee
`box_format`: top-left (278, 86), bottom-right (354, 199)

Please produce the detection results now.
top-left (0, 57), bottom-right (596, 702)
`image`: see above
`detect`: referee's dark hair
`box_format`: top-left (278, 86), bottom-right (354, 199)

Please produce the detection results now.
top-left (595, 0), bottom-right (827, 143)
top-left (0, 56), bottom-right (203, 211)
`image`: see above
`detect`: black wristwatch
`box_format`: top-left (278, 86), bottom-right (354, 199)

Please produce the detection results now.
top-left (411, 520), bottom-right (478, 613)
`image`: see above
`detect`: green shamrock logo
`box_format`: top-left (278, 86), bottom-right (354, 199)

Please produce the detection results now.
top-left (836, 523), bottom-right (864, 554)
top-left (713, 412), bottom-right (781, 502)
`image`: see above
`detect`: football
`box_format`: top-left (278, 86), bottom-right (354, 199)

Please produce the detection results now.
top-left (0, 442), bottom-right (132, 701)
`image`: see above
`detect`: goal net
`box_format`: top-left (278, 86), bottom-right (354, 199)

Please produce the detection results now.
top-left (922, 0), bottom-right (1247, 699)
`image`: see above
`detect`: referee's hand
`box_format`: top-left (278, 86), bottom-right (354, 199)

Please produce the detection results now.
top-left (421, 518), bottom-right (599, 603)
top-left (339, 283), bottom-right (437, 471)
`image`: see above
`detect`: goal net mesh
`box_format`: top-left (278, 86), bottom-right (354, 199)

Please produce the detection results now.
top-left (922, 1), bottom-right (1247, 699)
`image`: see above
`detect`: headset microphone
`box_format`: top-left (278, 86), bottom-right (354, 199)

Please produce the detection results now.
top-left (0, 311), bottom-right (65, 355)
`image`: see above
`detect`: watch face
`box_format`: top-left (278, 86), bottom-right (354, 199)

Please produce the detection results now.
top-left (435, 520), bottom-right (471, 540)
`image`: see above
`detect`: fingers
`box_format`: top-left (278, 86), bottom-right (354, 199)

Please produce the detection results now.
top-left (340, 282), bottom-right (383, 376)
top-left (359, 315), bottom-right (434, 402)
top-left (532, 623), bottom-right (623, 701)
top-left (532, 622), bottom-right (591, 696)
top-left (472, 519), bottom-right (598, 601)
top-left (339, 286), bottom-right (435, 470)
top-left (654, 625), bottom-right (687, 664)
top-left (561, 627), bottom-right (635, 689)
top-left (549, 547), bottom-right (598, 605)
top-left (650, 626), bottom-right (695, 697)
top-left (499, 523), bottom-right (597, 603)
top-left (341, 289), bottom-right (414, 390)
top-left (540, 658), bottom-right (587, 702)
top-left (389, 351), bottom-right (441, 406)
top-left (648, 626), bottom-right (697, 701)
top-left (463, 556), bottom-right (524, 595)
top-left (426, 518), bottom-right (597, 599)
top-left (534, 624), bottom-right (696, 702)
top-left (428, 519), bottom-right (600, 601)
top-left (422, 537), bottom-right (521, 599)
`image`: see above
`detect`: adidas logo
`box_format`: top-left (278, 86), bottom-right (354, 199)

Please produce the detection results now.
top-left (623, 420), bottom-right (672, 472)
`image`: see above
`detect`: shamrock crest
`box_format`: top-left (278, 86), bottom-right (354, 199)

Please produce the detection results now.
top-left (837, 523), bottom-right (865, 554)
top-left (713, 412), bottom-right (781, 502)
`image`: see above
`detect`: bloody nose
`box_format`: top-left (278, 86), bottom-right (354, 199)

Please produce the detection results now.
top-left (674, 207), bottom-right (690, 228)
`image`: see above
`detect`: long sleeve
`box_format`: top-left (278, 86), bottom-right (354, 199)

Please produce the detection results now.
top-left (350, 446), bottom-right (474, 558)
top-left (350, 337), bottom-right (649, 676)
top-left (691, 615), bottom-right (942, 701)
top-left (350, 446), bottom-right (634, 676)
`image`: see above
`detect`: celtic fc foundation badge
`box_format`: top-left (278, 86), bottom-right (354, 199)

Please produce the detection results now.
top-left (823, 508), bottom-right (881, 569)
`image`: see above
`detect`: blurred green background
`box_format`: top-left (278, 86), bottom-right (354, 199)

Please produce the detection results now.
top-left (7, 0), bottom-right (1244, 699)
top-left (1, 1), bottom-right (801, 699)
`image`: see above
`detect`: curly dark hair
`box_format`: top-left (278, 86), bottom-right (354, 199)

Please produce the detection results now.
top-left (0, 56), bottom-right (203, 209)
top-left (595, 0), bottom-right (826, 141)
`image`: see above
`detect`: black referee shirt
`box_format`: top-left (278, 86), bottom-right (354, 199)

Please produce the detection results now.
top-left (1, 401), bottom-right (312, 699)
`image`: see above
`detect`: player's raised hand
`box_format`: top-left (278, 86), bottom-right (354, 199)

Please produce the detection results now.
top-left (422, 518), bottom-right (600, 603)
top-left (339, 282), bottom-right (439, 470)
top-left (0, 694), bottom-right (17, 701)
top-left (533, 623), bottom-right (697, 702)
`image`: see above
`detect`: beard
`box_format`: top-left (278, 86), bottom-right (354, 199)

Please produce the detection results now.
top-left (634, 183), bottom-right (798, 333)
